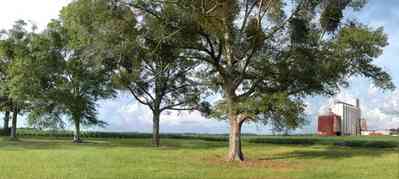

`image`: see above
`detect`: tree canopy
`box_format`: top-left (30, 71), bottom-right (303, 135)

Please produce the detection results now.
top-left (6, 19), bottom-right (115, 142)
top-left (60, 0), bottom-right (208, 146)
top-left (0, 20), bottom-right (36, 139)
top-left (120, 0), bottom-right (393, 161)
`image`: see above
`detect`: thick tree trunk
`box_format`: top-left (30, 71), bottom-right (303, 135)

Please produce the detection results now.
top-left (73, 120), bottom-right (82, 143)
top-left (3, 111), bottom-right (10, 136)
top-left (222, 24), bottom-right (245, 161)
top-left (10, 109), bottom-right (18, 140)
top-left (152, 111), bottom-right (161, 147)
top-left (223, 78), bottom-right (245, 161)
top-left (227, 116), bottom-right (244, 161)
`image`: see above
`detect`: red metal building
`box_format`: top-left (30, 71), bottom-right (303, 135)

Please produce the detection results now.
top-left (318, 114), bottom-right (341, 136)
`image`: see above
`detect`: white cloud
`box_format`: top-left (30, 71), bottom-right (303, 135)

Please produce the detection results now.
top-left (364, 108), bottom-right (390, 130)
top-left (0, 0), bottom-right (71, 31)
top-left (95, 94), bottom-right (229, 133)
top-left (363, 87), bottom-right (399, 129)
top-left (367, 84), bottom-right (380, 97)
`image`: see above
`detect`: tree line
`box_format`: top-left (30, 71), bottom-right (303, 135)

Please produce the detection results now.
top-left (0, 0), bottom-right (394, 161)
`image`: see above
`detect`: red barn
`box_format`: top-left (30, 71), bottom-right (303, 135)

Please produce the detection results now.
top-left (318, 114), bottom-right (341, 136)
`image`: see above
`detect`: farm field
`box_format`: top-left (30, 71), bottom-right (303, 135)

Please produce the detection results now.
top-left (0, 135), bottom-right (398, 179)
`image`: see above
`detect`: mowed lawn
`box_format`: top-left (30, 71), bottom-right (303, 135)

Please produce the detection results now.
top-left (0, 136), bottom-right (398, 179)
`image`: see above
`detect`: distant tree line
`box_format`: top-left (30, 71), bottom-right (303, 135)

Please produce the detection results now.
top-left (0, 0), bottom-right (394, 161)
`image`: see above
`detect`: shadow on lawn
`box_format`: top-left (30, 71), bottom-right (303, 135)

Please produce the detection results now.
top-left (249, 137), bottom-right (399, 149)
top-left (258, 145), bottom-right (398, 161)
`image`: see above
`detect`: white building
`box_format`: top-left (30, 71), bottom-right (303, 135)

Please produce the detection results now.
top-left (361, 130), bottom-right (391, 136)
top-left (331, 99), bottom-right (361, 136)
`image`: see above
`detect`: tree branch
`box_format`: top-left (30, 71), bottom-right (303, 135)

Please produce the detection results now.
top-left (263, 0), bottom-right (306, 41)
top-left (160, 99), bottom-right (196, 112)
top-left (126, 85), bottom-right (154, 111)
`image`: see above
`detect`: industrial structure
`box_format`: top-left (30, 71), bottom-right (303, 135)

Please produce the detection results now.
top-left (361, 119), bottom-right (368, 131)
top-left (317, 113), bottom-right (341, 136)
top-left (360, 120), bottom-right (393, 136)
top-left (318, 99), bottom-right (361, 136)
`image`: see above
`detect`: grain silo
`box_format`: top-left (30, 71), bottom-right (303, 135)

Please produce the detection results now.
top-left (331, 99), bottom-right (361, 136)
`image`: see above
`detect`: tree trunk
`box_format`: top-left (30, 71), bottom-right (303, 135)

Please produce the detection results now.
top-left (152, 111), bottom-right (161, 147)
top-left (73, 120), bottom-right (82, 143)
top-left (227, 115), bottom-right (245, 161)
top-left (3, 111), bottom-right (10, 136)
top-left (222, 24), bottom-right (245, 161)
top-left (10, 109), bottom-right (18, 140)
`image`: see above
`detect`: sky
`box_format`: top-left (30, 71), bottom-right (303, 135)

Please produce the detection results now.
top-left (1, 0), bottom-right (398, 134)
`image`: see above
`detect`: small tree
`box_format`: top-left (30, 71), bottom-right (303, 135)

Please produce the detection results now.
top-left (112, 32), bottom-right (203, 147)
top-left (61, 0), bottom-right (206, 146)
top-left (0, 20), bottom-right (34, 140)
top-left (8, 20), bottom-right (115, 143)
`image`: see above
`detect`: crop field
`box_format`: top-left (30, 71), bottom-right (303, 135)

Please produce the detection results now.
top-left (0, 135), bottom-right (398, 179)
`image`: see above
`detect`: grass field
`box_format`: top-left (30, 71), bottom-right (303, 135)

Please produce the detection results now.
top-left (0, 135), bottom-right (398, 179)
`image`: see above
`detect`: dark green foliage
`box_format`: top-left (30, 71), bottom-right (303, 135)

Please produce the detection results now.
top-left (0, 20), bottom-right (36, 139)
top-left (320, 1), bottom-right (347, 32)
top-left (27, 105), bottom-right (66, 130)
top-left (334, 24), bottom-right (392, 90)
top-left (289, 17), bottom-right (310, 44)
top-left (6, 19), bottom-right (115, 142)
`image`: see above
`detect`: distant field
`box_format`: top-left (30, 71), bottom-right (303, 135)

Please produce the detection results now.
top-left (0, 135), bottom-right (398, 179)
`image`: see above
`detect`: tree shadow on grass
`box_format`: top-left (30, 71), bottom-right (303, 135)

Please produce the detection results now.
top-left (258, 145), bottom-right (398, 161)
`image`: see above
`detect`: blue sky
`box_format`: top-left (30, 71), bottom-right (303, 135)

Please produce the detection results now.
top-left (1, 0), bottom-right (398, 133)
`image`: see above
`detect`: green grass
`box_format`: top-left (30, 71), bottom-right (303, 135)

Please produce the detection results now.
top-left (0, 136), bottom-right (398, 179)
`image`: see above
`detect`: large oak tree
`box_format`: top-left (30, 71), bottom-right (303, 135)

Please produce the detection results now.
top-left (121, 0), bottom-right (394, 161)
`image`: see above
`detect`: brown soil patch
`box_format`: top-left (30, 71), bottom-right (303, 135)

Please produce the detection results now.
top-left (202, 155), bottom-right (304, 171)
